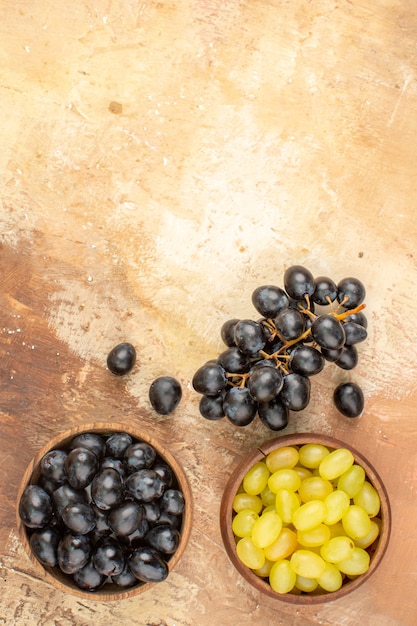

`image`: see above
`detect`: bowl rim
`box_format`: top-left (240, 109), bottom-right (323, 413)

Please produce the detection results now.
top-left (219, 432), bottom-right (391, 604)
top-left (16, 421), bottom-right (193, 601)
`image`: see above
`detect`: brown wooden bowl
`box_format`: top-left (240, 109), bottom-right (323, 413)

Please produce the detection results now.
top-left (16, 422), bottom-right (193, 601)
top-left (220, 433), bottom-right (391, 604)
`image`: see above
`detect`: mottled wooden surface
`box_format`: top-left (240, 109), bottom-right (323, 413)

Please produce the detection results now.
top-left (1, 1), bottom-right (417, 625)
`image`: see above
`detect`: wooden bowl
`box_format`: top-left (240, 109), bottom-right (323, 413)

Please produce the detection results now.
top-left (220, 433), bottom-right (391, 604)
top-left (16, 422), bottom-right (193, 601)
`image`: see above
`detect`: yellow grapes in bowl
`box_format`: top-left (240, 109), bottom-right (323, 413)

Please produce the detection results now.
top-left (220, 434), bottom-right (391, 604)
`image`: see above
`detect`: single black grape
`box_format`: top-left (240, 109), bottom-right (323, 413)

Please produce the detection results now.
top-left (62, 502), bottom-right (96, 535)
top-left (153, 462), bottom-right (174, 489)
top-left (107, 342), bottom-right (136, 375)
top-left (149, 376), bottom-right (182, 415)
top-left (284, 265), bottom-right (315, 300)
top-left (312, 276), bottom-right (338, 305)
top-left (257, 397), bottom-right (289, 431)
top-left (125, 442), bottom-right (156, 473)
top-left (108, 501), bottom-right (144, 537)
top-left (345, 311), bottom-right (368, 328)
top-left (217, 347), bottom-right (251, 375)
top-left (199, 393), bottom-right (225, 420)
top-left (91, 468), bottom-right (124, 511)
top-left (251, 285), bottom-right (289, 318)
top-left (223, 387), bottom-right (258, 426)
top-left (333, 382), bottom-right (364, 417)
top-left (93, 536), bottom-right (125, 576)
top-left (342, 321), bottom-right (368, 345)
top-left (111, 563), bottom-right (138, 588)
top-left (234, 319), bottom-right (266, 355)
top-left (248, 359), bottom-right (276, 375)
top-left (335, 345), bottom-right (358, 370)
top-left (57, 533), bottom-right (91, 574)
top-left (145, 524), bottom-right (180, 555)
top-left (40, 449), bottom-right (68, 485)
top-left (125, 469), bottom-right (165, 502)
top-left (248, 366), bottom-right (283, 402)
top-left (129, 546), bottom-right (169, 583)
top-left (105, 432), bottom-right (133, 459)
top-left (73, 559), bottom-right (107, 591)
top-left (279, 373), bottom-right (311, 411)
top-left (69, 433), bottom-right (106, 459)
top-left (311, 314), bottom-right (346, 350)
top-left (29, 527), bottom-right (61, 566)
top-left (289, 344), bottom-right (325, 377)
top-left (100, 457), bottom-right (126, 477)
top-left (142, 501), bottom-right (161, 524)
top-left (160, 489), bottom-right (185, 516)
top-left (19, 485), bottom-right (52, 529)
top-left (91, 504), bottom-right (111, 536)
top-left (337, 277), bottom-right (366, 309)
top-left (275, 308), bottom-right (305, 340)
top-left (65, 448), bottom-right (99, 489)
top-left (321, 346), bottom-right (344, 363)
top-left (52, 482), bottom-right (88, 517)
top-left (192, 361), bottom-right (228, 396)
top-left (220, 318), bottom-right (240, 347)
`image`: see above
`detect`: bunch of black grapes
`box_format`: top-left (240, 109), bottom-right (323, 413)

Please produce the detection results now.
top-left (192, 265), bottom-right (367, 430)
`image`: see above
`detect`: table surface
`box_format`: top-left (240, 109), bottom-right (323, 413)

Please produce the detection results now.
top-left (1, 2), bottom-right (417, 625)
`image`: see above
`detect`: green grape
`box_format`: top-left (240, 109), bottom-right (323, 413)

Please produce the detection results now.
top-left (290, 549), bottom-right (326, 578)
top-left (323, 489), bottom-right (351, 525)
top-left (355, 520), bottom-right (380, 549)
top-left (317, 562), bottom-right (343, 592)
top-left (254, 558), bottom-right (273, 578)
top-left (232, 493), bottom-right (263, 514)
top-left (336, 546), bottom-right (370, 575)
top-left (243, 461), bottom-right (270, 495)
top-left (319, 448), bottom-right (354, 480)
top-left (320, 535), bottom-right (355, 562)
top-left (297, 524), bottom-right (331, 548)
top-left (260, 484), bottom-right (277, 508)
top-left (298, 444), bottom-right (330, 469)
top-left (251, 510), bottom-right (282, 549)
top-left (265, 446), bottom-right (299, 472)
top-left (264, 527), bottom-right (298, 561)
top-left (293, 465), bottom-right (313, 481)
top-left (292, 500), bottom-right (327, 531)
top-left (353, 481), bottom-right (381, 517)
top-left (298, 476), bottom-right (333, 502)
top-left (295, 574), bottom-right (318, 592)
top-left (337, 464), bottom-right (365, 498)
top-left (275, 489), bottom-right (300, 524)
top-left (269, 559), bottom-right (296, 594)
top-left (236, 536), bottom-right (265, 570)
top-left (342, 505), bottom-right (372, 540)
top-left (232, 509), bottom-right (259, 538)
top-left (268, 469), bottom-right (301, 493)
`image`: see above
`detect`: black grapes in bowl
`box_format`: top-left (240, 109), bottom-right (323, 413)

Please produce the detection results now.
top-left (18, 427), bottom-right (189, 598)
top-left (192, 265), bottom-right (367, 430)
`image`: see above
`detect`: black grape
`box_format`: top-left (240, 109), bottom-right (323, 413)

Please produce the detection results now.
top-left (312, 276), bottom-right (338, 305)
top-left (289, 345), bottom-right (325, 376)
top-left (333, 382), bottom-right (364, 417)
top-left (251, 285), bottom-right (289, 318)
top-left (199, 393), bottom-right (225, 420)
top-left (217, 347), bottom-right (251, 374)
top-left (343, 321), bottom-right (368, 345)
top-left (107, 342), bottom-right (136, 375)
top-left (148, 376), bottom-right (182, 415)
top-left (220, 318), bottom-right (240, 347)
top-left (279, 373), bottom-right (310, 411)
top-left (311, 314), bottom-right (346, 349)
top-left (284, 265), bottom-right (315, 300)
top-left (335, 345), bottom-right (358, 370)
top-left (275, 308), bottom-right (305, 340)
top-left (337, 277), bottom-right (366, 309)
top-left (192, 361), bottom-right (228, 396)
top-left (258, 397), bottom-right (289, 431)
top-left (223, 387), bottom-right (258, 426)
top-left (234, 320), bottom-right (266, 355)
top-left (248, 366), bottom-right (283, 402)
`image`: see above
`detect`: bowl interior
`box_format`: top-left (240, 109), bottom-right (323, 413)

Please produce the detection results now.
top-left (16, 422), bottom-right (193, 601)
top-left (220, 433), bottom-right (391, 604)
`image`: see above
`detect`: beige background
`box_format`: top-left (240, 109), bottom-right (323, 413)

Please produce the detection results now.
top-left (1, 1), bottom-right (416, 624)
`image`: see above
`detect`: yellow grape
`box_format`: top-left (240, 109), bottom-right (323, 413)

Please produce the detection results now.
top-left (323, 489), bottom-right (350, 525)
top-left (336, 547), bottom-right (370, 575)
top-left (298, 444), bottom-right (330, 469)
top-left (298, 476), bottom-right (333, 502)
top-left (251, 511), bottom-right (282, 549)
top-left (290, 549), bottom-right (326, 578)
top-left (337, 464), bottom-right (365, 498)
top-left (265, 446), bottom-right (299, 472)
top-left (232, 509), bottom-right (259, 538)
top-left (243, 461), bottom-right (270, 495)
top-left (317, 562), bottom-right (343, 592)
top-left (320, 535), bottom-right (355, 563)
top-left (232, 493), bottom-right (263, 514)
top-left (264, 527), bottom-right (298, 561)
top-left (342, 505), bottom-right (372, 540)
top-left (319, 448), bottom-right (354, 480)
top-left (353, 481), bottom-right (381, 517)
top-left (354, 520), bottom-right (380, 549)
top-left (292, 500), bottom-right (327, 531)
top-left (260, 484), bottom-right (277, 508)
top-left (275, 489), bottom-right (300, 524)
top-left (327, 521), bottom-right (346, 538)
top-left (254, 558), bottom-right (274, 578)
top-left (236, 536), bottom-right (265, 570)
top-left (269, 559), bottom-right (296, 593)
top-left (297, 524), bottom-right (331, 548)
top-left (295, 574), bottom-right (318, 592)
top-left (293, 465), bottom-right (313, 481)
top-left (268, 468), bottom-right (301, 493)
